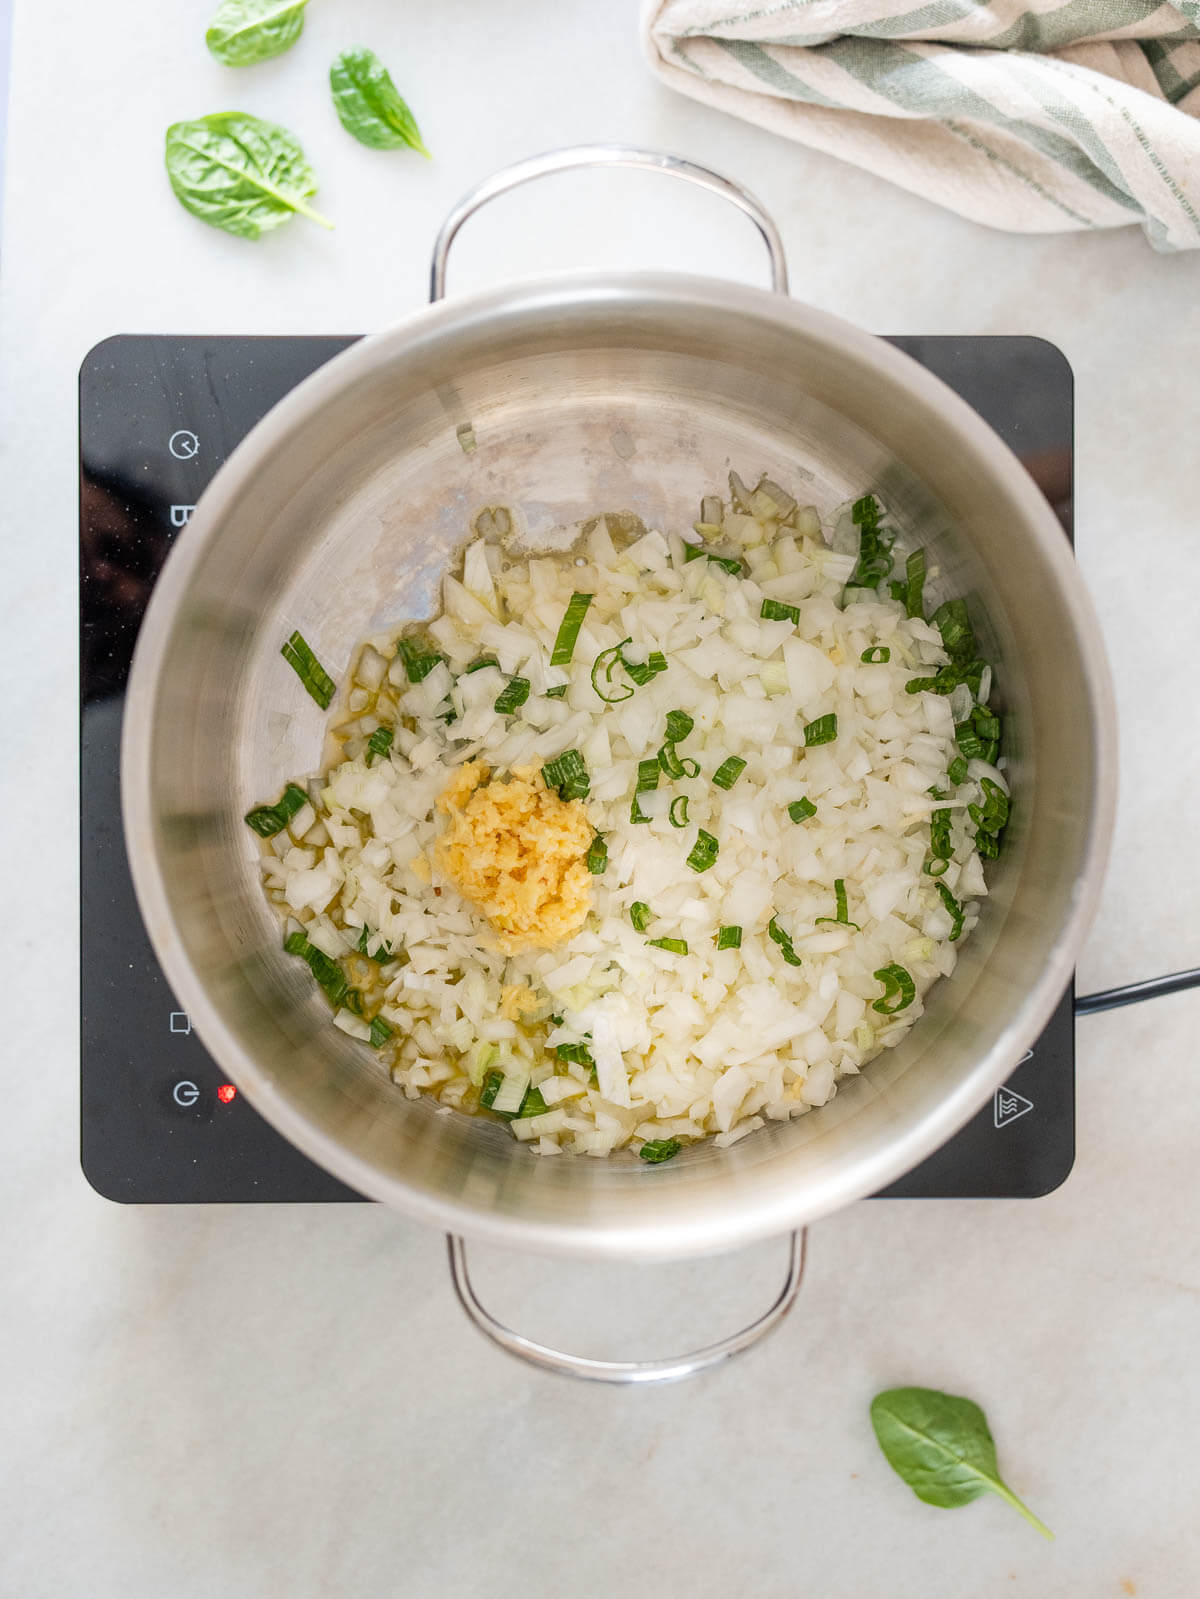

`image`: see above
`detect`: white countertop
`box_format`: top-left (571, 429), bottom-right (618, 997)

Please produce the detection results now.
top-left (3, 2), bottom-right (1200, 1595)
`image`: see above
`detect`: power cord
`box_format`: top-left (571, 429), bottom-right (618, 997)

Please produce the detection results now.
top-left (1075, 967), bottom-right (1200, 1016)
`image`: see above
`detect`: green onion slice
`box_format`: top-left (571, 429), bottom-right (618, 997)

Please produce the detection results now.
top-left (787, 797), bottom-right (817, 824)
top-left (768, 915), bottom-right (803, 967)
top-left (542, 749), bottom-right (590, 801)
top-left (493, 676), bottom-right (531, 715)
top-left (982, 776), bottom-right (1010, 824)
top-left (244, 782), bottom-right (310, 838)
top-left (368, 1017), bottom-right (393, 1048)
top-left (550, 592), bottom-right (593, 667)
top-left (873, 963), bottom-right (916, 1014)
top-left (814, 877), bottom-right (860, 930)
top-left (658, 743), bottom-right (684, 778)
top-left (648, 937), bottom-right (688, 954)
top-left (623, 649), bottom-right (668, 686)
top-left (585, 834), bottom-right (608, 874)
top-left (657, 708), bottom-right (696, 778)
top-left (395, 635), bottom-right (445, 684)
top-left (804, 714), bottom-right (838, 747)
top-left (281, 631), bottom-right (337, 709)
top-left (636, 759), bottom-right (660, 793)
top-left (365, 726), bottom-right (393, 767)
top-left (966, 707), bottom-right (1001, 766)
top-left (686, 829), bottom-right (719, 872)
top-left (668, 795), bottom-right (689, 829)
top-left (969, 777), bottom-right (1010, 854)
top-left (591, 638), bottom-right (636, 704)
top-left (630, 901), bottom-right (653, 932)
top-left (716, 925), bottom-right (742, 950)
top-left (760, 598), bottom-right (801, 625)
top-left (708, 554), bottom-right (743, 577)
top-left (555, 1042), bottom-right (595, 1067)
top-left (929, 806), bottom-right (953, 869)
top-left (935, 880), bottom-right (965, 941)
top-left (861, 646), bottom-right (890, 664)
top-left (903, 547), bottom-right (926, 619)
top-left (659, 743), bottom-right (700, 779)
top-left (545, 683), bottom-right (569, 699)
top-left (639, 1138), bottom-right (683, 1163)
top-left (843, 494), bottom-right (894, 595)
top-left (465, 656), bottom-right (499, 674)
top-left (904, 660), bottom-right (987, 697)
top-left (947, 755), bottom-right (969, 785)
top-left (933, 598), bottom-right (976, 663)
top-left (283, 929), bottom-right (349, 1008)
top-left (481, 1073), bottom-right (547, 1121)
top-left (833, 877), bottom-right (851, 925)
top-left (684, 545), bottom-right (744, 577)
top-left (513, 1086), bottom-right (548, 1120)
top-left (355, 926), bottom-right (392, 962)
top-left (711, 756), bottom-right (747, 791)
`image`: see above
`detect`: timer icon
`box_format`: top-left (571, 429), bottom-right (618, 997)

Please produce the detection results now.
top-left (168, 429), bottom-right (200, 460)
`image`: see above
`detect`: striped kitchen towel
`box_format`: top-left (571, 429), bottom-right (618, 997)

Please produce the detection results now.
top-left (641, 0), bottom-right (1200, 250)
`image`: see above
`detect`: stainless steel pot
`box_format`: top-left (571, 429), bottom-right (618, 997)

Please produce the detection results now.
top-left (123, 148), bottom-right (1116, 1381)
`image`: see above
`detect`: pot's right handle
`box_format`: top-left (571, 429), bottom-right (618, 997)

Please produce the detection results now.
top-left (445, 1229), bottom-right (805, 1385)
top-left (429, 144), bottom-right (789, 303)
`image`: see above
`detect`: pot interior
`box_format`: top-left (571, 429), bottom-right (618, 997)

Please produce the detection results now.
top-left (124, 274), bottom-right (1111, 1258)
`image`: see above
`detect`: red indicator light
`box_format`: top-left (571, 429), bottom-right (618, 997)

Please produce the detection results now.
top-left (216, 1084), bottom-right (237, 1105)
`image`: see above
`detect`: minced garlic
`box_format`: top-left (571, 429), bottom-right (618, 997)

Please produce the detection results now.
top-left (500, 984), bottom-right (543, 1020)
top-left (435, 761), bottom-right (593, 953)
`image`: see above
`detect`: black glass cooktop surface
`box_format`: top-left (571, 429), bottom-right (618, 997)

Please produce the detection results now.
top-left (80, 333), bottom-right (1075, 1204)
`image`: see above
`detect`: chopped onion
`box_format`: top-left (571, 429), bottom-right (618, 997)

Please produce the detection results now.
top-left (257, 473), bottom-right (994, 1162)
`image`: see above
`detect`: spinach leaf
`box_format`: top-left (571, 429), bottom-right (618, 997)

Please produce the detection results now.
top-left (206, 0), bottom-right (309, 68)
top-left (165, 112), bottom-right (332, 239)
top-left (330, 48), bottom-right (430, 155)
top-left (870, 1387), bottom-right (1053, 1540)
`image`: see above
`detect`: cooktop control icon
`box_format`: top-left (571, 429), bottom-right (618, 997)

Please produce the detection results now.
top-left (994, 1086), bottom-right (1035, 1129)
top-left (168, 429), bottom-right (199, 460)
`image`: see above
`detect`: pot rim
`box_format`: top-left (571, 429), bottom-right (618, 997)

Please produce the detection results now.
top-left (121, 270), bottom-right (1117, 1258)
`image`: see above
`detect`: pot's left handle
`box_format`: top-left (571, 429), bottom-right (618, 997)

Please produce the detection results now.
top-left (445, 1229), bottom-right (805, 1385)
top-left (429, 144), bottom-right (788, 302)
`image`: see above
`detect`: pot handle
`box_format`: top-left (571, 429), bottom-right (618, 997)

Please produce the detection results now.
top-left (429, 144), bottom-right (789, 302)
top-left (445, 1228), bottom-right (805, 1385)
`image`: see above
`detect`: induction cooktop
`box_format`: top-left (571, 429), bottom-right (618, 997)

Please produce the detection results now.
top-left (80, 332), bottom-right (1075, 1204)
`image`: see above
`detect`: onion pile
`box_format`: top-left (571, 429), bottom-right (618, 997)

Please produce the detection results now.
top-left (250, 478), bottom-right (1007, 1159)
